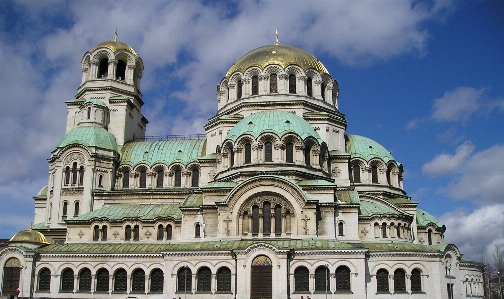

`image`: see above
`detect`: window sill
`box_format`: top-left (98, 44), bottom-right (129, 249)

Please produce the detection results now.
top-left (215, 291), bottom-right (232, 294)
top-left (292, 291), bottom-right (311, 294)
top-left (376, 291), bottom-right (391, 295)
top-left (313, 291), bottom-right (333, 294)
top-left (195, 291), bottom-right (212, 294)
top-left (148, 291), bottom-right (163, 294)
top-left (334, 290), bottom-right (352, 294)
top-left (130, 291), bottom-right (146, 294)
top-left (59, 290), bottom-right (73, 293)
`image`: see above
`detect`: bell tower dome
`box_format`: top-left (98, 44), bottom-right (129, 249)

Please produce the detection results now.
top-left (67, 32), bottom-right (148, 146)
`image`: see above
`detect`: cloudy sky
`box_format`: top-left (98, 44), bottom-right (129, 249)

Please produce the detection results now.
top-left (1, 0), bottom-right (503, 262)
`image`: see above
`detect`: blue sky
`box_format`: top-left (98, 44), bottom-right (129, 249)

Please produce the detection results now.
top-left (0, 0), bottom-right (503, 262)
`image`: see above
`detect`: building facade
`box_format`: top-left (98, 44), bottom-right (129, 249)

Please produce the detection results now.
top-left (1, 36), bottom-right (485, 299)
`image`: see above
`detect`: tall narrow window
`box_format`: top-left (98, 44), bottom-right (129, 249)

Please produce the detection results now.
top-left (294, 266), bottom-right (309, 292)
top-left (101, 225), bottom-right (107, 241)
top-left (177, 267), bottom-right (192, 293)
top-left (335, 266), bottom-right (351, 292)
top-left (197, 267), bottom-right (212, 292)
top-left (245, 143), bottom-right (252, 164)
top-left (270, 74), bottom-right (277, 93)
top-left (64, 166), bottom-right (70, 185)
top-left (72, 162), bottom-right (78, 185)
top-left (304, 145), bottom-right (311, 166)
top-left (252, 75), bottom-right (259, 95)
top-left (264, 141), bottom-right (273, 162)
top-left (157, 224), bottom-right (164, 240)
top-left (397, 224), bottom-right (401, 238)
top-left (428, 229), bottom-right (432, 245)
top-left (386, 168), bottom-right (391, 185)
top-left (195, 223), bottom-right (201, 238)
top-left (95, 268), bottom-right (109, 292)
top-left (61, 268), bottom-right (74, 291)
top-left (98, 58), bottom-right (108, 78)
top-left (166, 224), bottom-right (172, 240)
top-left (125, 225), bottom-right (131, 241)
top-left (338, 222), bottom-right (344, 236)
top-left (275, 204), bottom-right (282, 235)
top-left (139, 169), bottom-right (146, 188)
top-left (372, 165), bottom-right (378, 183)
top-left (321, 82), bottom-right (326, 100)
top-left (98, 174), bottom-right (103, 187)
top-left (114, 268), bottom-right (127, 292)
top-left (38, 268), bottom-right (51, 291)
top-left (74, 201), bottom-right (79, 216)
top-left (411, 269), bottom-right (422, 293)
top-left (376, 269), bottom-right (389, 292)
top-left (133, 225), bottom-right (139, 241)
top-left (156, 169), bottom-right (164, 188)
top-left (237, 80), bottom-right (243, 99)
top-left (93, 225), bottom-right (100, 241)
top-left (263, 202), bottom-right (271, 235)
top-left (191, 168), bottom-right (199, 187)
top-left (252, 205), bottom-right (259, 235)
top-left (79, 166), bottom-right (85, 185)
top-left (123, 170), bottom-right (129, 188)
top-left (216, 267), bottom-right (231, 292)
top-left (116, 60), bottom-right (126, 80)
top-left (286, 142), bottom-right (293, 163)
top-left (394, 269), bottom-right (406, 292)
top-left (174, 168), bottom-right (181, 187)
top-left (314, 266), bottom-right (330, 292)
top-left (132, 268), bottom-right (145, 293)
top-left (382, 222), bottom-right (387, 238)
top-left (150, 269), bottom-right (164, 293)
top-left (307, 77), bottom-right (313, 96)
top-left (229, 148), bottom-right (234, 167)
top-left (78, 268), bottom-right (91, 292)
top-left (87, 107), bottom-right (91, 119)
top-left (289, 74), bottom-right (296, 94)
top-left (62, 201), bottom-right (68, 218)
top-left (352, 165), bottom-right (361, 183)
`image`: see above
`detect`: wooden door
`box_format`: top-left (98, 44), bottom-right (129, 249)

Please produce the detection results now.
top-left (250, 255), bottom-right (272, 299)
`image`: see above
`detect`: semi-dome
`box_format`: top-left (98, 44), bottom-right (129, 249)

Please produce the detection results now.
top-left (9, 228), bottom-right (50, 245)
top-left (226, 44), bottom-right (329, 77)
top-left (224, 110), bottom-right (323, 143)
top-left (92, 39), bottom-right (138, 57)
top-left (56, 127), bottom-right (118, 151)
top-left (346, 134), bottom-right (395, 163)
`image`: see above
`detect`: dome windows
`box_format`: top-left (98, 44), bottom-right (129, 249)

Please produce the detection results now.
top-left (288, 74), bottom-right (296, 94)
top-left (270, 74), bottom-right (278, 93)
top-left (252, 75), bottom-right (259, 95)
top-left (98, 58), bottom-right (108, 78)
top-left (116, 59), bottom-right (126, 80)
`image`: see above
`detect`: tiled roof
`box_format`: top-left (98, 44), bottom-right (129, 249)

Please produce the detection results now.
top-left (297, 179), bottom-right (336, 187)
top-left (346, 134), bottom-right (395, 163)
top-left (362, 242), bottom-right (446, 253)
top-left (416, 208), bottom-right (443, 228)
top-left (56, 126), bottom-right (118, 151)
top-left (120, 139), bottom-right (206, 167)
top-left (335, 189), bottom-right (360, 204)
top-left (67, 204), bottom-right (182, 223)
top-left (359, 200), bottom-right (400, 217)
top-left (83, 98), bottom-right (107, 108)
top-left (224, 111), bottom-right (323, 143)
top-left (182, 194), bottom-right (203, 208)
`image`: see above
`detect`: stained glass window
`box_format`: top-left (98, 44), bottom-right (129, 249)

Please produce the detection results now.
top-left (294, 266), bottom-right (309, 292)
top-left (394, 269), bottom-right (406, 292)
top-left (78, 268), bottom-right (91, 292)
top-left (132, 268), bottom-right (145, 293)
top-left (95, 268), bottom-right (109, 292)
top-left (150, 269), bottom-right (164, 293)
top-left (314, 266), bottom-right (329, 292)
top-left (411, 269), bottom-right (422, 292)
top-left (216, 267), bottom-right (231, 292)
top-left (336, 266), bottom-right (350, 291)
top-left (61, 268), bottom-right (74, 291)
top-left (197, 267), bottom-right (211, 292)
top-left (38, 268), bottom-right (51, 291)
top-left (177, 267), bottom-right (192, 292)
top-left (114, 268), bottom-right (127, 292)
top-left (376, 269), bottom-right (389, 292)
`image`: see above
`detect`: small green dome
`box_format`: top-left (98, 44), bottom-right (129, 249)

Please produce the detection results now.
top-left (346, 134), bottom-right (395, 163)
top-left (224, 111), bottom-right (322, 143)
top-left (57, 127), bottom-right (117, 151)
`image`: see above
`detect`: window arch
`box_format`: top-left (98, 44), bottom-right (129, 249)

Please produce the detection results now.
top-left (270, 74), bottom-right (277, 93)
top-left (65, 166), bottom-right (71, 185)
top-left (131, 268), bottom-right (145, 293)
top-left (428, 229), bottom-right (433, 245)
top-left (304, 144), bottom-right (311, 166)
top-left (263, 201), bottom-right (271, 235)
top-left (95, 268), bottom-right (109, 292)
top-left (195, 223), bottom-right (201, 238)
top-left (87, 106), bottom-right (91, 119)
top-left (113, 268), bottom-right (127, 292)
top-left (307, 77), bottom-right (313, 97)
top-left (177, 267), bottom-right (192, 293)
top-left (274, 204), bottom-right (282, 235)
top-left (98, 58), bottom-right (108, 78)
top-left (98, 174), bottom-right (103, 187)
top-left (394, 269), bottom-right (406, 292)
top-left (174, 167), bottom-right (182, 187)
top-left (382, 222), bottom-right (387, 238)
top-left (139, 169), bottom-right (147, 188)
top-left (264, 141), bottom-right (273, 162)
top-left (72, 162), bottom-right (78, 185)
top-left (191, 168), bottom-right (199, 187)
top-left (321, 82), bottom-right (326, 100)
top-left (62, 201), bottom-right (68, 219)
top-left (38, 268), bottom-right (51, 291)
top-left (237, 80), bottom-right (243, 99)
top-left (338, 222), bottom-right (344, 236)
top-left (166, 224), bottom-right (173, 240)
top-left (102, 225), bottom-right (107, 241)
top-left (79, 166), bottom-right (84, 185)
top-left (116, 60), bottom-right (126, 80)
top-left (372, 165), bottom-right (378, 183)
top-left (288, 74), bottom-right (296, 94)
top-left (411, 268), bottom-right (422, 293)
top-left (352, 164), bottom-right (361, 183)
top-left (252, 205), bottom-right (259, 235)
top-left (78, 268), bottom-right (91, 292)
top-left (216, 267), bottom-right (231, 292)
top-left (61, 268), bottom-right (74, 291)
top-left (244, 143), bottom-right (252, 164)
top-left (376, 269), bottom-right (389, 292)
top-left (294, 266), bottom-right (309, 292)
top-left (314, 265), bottom-right (330, 292)
top-left (285, 142), bottom-right (293, 163)
top-left (150, 269), bottom-right (164, 293)
top-left (156, 169), bottom-right (164, 188)
top-left (133, 225), bottom-right (139, 241)
top-left (125, 225), bottom-right (132, 241)
top-left (122, 169), bottom-right (130, 188)
top-left (93, 225), bottom-right (100, 241)
top-left (335, 266), bottom-right (351, 292)
top-left (197, 267), bottom-right (212, 292)
top-left (252, 75), bottom-right (259, 95)
top-left (157, 224), bottom-right (164, 240)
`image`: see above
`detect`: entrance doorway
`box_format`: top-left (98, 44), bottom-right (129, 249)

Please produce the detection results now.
top-left (2, 258), bottom-right (21, 296)
top-left (250, 255), bottom-right (272, 299)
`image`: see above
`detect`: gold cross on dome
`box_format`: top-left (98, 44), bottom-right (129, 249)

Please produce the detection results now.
top-left (274, 29), bottom-right (279, 45)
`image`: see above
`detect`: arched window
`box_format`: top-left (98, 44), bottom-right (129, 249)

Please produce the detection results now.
top-left (244, 143), bottom-right (252, 164)
top-left (38, 268), bottom-right (51, 291)
top-left (252, 205), bottom-right (259, 235)
top-left (174, 168), bottom-right (182, 187)
top-left (98, 58), bottom-right (108, 78)
top-left (270, 74), bottom-right (277, 93)
top-left (166, 224), bottom-right (173, 240)
top-left (98, 174), bottom-right (103, 187)
top-left (61, 268), bottom-right (74, 291)
top-left (191, 168), bottom-right (199, 187)
top-left (321, 82), bottom-right (326, 100)
top-left (428, 229), bottom-right (433, 245)
top-left (150, 269), bottom-right (164, 293)
top-left (139, 169), bottom-right (146, 188)
top-left (229, 147), bottom-right (234, 167)
top-left (197, 267), bottom-right (212, 292)
top-left (114, 268), bottom-right (127, 292)
top-left (411, 269), bottom-right (422, 293)
top-left (304, 145), bottom-right (311, 166)
top-left (62, 201), bottom-right (68, 218)
top-left (397, 224), bottom-right (401, 238)
top-left (79, 166), bottom-right (84, 185)
top-left (286, 142), bottom-right (293, 163)
top-left (307, 77), bottom-right (313, 97)
top-left (338, 222), bottom-right (344, 236)
top-left (382, 222), bottom-right (387, 238)
top-left (289, 74), bottom-right (296, 94)
top-left (216, 267), bottom-right (231, 292)
top-left (394, 269), bottom-right (406, 292)
top-left (237, 80), bottom-right (243, 99)
top-left (156, 169), bottom-right (164, 188)
top-left (123, 170), bottom-right (129, 188)
top-left (275, 204), bottom-right (282, 235)
top-left (157, 224), bottom-right (164, 240)
top-left (263, 201), bottom-right (271, 235)
top-left (195, 223), bottom-right (201, 238)
top-left (177, 267), bottom-right (192, 293)
top-left (372, 165), bottom-right (378, 183)
top-left (125, 225), bottom-right (132, 241)
top-left (352, 165), bottom-right (361, 183)
top-left (95, 268), bottom-right (109, 292)
top-left (335, 266), bottom-right (351, 291)
top-left (78, 268), bottom-right (91, 292)
top-left (93, 225), bottom-right (100, 241)
top-left (102, 225), bottom-right (107, 241)
top-left (116, 60), bottom-right (126, 80)
top-left (252, 75), bottom-right (259, 95)
top-left (264, 141), bottom-right (273, 162)
top-left (87, 106), bottom-right (91, 119)
top-left (315, 266), bottom-right (330, 292)
top-left (64, 166), bottom-right (70, 185)
top-left (133, 225), bottom-right (139, 241)
top-left (72, 162), bottom-right (78, 185)
top-left (294, 266), bottom-right (309, 292)
top-left (132, 268), bottom-right (145, 293)
top-left (376, 269), bottom-right (389, 292)
top-left (386, 168), bottom-right (391, 185)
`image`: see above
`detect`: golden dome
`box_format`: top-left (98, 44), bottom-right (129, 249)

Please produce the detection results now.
top-left (226, 44), bottom-right (329, 77)
top-left (9, 228), bottom-right (50, 245)
top-left (92, 39), bottom-right (138, 57)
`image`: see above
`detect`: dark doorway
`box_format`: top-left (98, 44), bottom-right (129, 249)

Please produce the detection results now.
top-left (250, 255), bottom-right (272, 299)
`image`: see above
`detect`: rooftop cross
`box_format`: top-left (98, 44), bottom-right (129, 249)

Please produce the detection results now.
top-left (113, 29), bottom-right (118, 41)
top-left (274, 29), bottom-right (279, 45)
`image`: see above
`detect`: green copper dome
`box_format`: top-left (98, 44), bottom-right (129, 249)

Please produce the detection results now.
top-left (57, 127), bottom-right (117, 151)
top-left (346, 134), bottom-right (395, 163)
top-left (224, 111), bottom-right (322, 143)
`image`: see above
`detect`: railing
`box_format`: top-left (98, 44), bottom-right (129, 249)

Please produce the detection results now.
top-left (134, 134), bottom-right (206, 141)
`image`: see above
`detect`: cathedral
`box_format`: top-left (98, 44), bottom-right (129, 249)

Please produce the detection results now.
top-left (0, 34), bottom-right (485, 299)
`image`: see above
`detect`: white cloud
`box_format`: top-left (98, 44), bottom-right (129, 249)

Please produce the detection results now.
top-left (422, 141), bottom-right (475, 176)
top-left (432, 87), bottom-right (484, 122)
